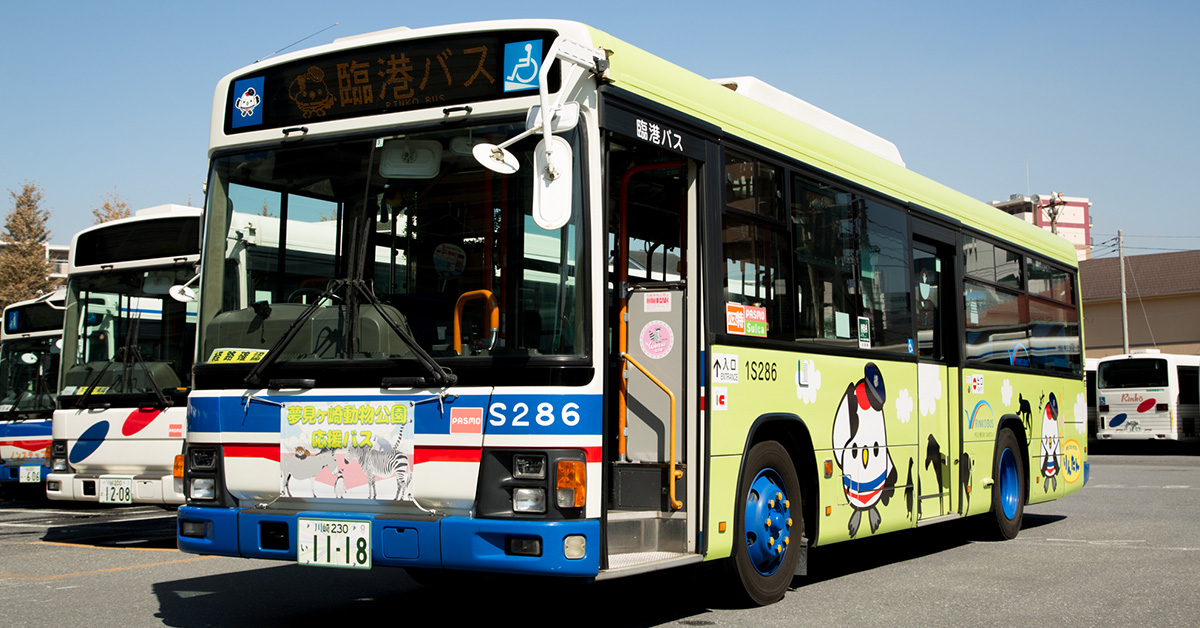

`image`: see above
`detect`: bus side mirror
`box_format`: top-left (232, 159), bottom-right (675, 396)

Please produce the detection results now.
top-left (532, 136), bottom-right (573, 231)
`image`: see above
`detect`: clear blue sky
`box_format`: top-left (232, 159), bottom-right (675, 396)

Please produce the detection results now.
top-left (2, 1), bottom-right (1196, 257)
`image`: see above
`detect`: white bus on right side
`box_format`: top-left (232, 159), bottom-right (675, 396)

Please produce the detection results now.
top-left (1096, 350), bottom-right (1200, 441)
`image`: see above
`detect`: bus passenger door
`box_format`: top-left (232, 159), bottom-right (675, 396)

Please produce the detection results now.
top-left (602, 112), bottom-right (709, 569)
top-left (913, 233), bottom-right (958, 521)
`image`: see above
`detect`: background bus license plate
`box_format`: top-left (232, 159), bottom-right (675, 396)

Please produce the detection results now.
top-left (99, 477), bottom-right (133, 504)
top-left (298, 518), bottom-right (371, 569)
top-left (18, 465), bottom-right (41, 483)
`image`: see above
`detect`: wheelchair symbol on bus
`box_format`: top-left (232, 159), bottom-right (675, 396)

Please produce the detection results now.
top-left (504, 40), bottom-right (542, 92)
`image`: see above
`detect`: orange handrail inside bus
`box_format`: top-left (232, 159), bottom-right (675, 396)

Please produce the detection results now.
top-left (622, 352), bottom-right (683, 510)
top-left (453, 290), bottom-right (499, 355)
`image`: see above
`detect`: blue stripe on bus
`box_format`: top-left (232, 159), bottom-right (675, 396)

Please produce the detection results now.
top-left (188, 393), bottom-right (602, 436)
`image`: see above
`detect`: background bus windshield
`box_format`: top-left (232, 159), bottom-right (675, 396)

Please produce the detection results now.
top-left (1098, 359), bottom-right (1168, 389)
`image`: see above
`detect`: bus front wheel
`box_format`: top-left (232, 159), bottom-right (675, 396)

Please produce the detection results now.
top-left (729, 440), bottom-right (802, 605)
top-left (988, 427), bottom-right (1025, 540)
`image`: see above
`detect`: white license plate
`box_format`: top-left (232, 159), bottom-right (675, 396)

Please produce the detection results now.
top-left (99, 477), bottom-right (133, 504)
top-left (298, 518), bottom-right (371, 569)
top-left (18, 465), bottom-right (41, 483)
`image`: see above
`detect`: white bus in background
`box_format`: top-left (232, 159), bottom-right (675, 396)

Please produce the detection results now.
top-left (1085, 357), bottom-right (1098, 437)
top-left (46, 205), bottom-right (201, 504)
top-left (0, 289), bottom-right (65, 494)
top-left (1096, 350), bottom-right (1200, 441)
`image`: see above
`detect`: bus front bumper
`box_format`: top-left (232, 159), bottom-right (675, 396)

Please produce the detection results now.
top-left (45, 472), bottom-right (185, 504)
top-left (1, 462), bottom-right (49, 484)
top-left (177, 506), bottom-right (600, 577)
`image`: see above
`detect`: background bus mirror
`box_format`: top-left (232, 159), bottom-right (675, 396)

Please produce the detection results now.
top-left (379, 139), bottom-right (442, 179)
top-left (169, 273), bottom-right (201, 302)
top-left (526, 102), bottom-right (580, 133)
top-left (169, 285), bottom-right (196, 302)
top-left (532, 136), bottom-right (573, 231)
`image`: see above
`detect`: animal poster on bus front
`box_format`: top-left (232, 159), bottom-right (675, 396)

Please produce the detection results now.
top-left (279, 400), bottom-right (415, 501)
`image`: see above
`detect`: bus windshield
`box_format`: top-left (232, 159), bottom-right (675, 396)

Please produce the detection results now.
top-left (199, 121), bottom-right (585, 375)
top-left (60, 269), bottom-right (196, 401)
top-left (0, 336), bottom-right (60, 414)
top-left (1098, 358), bottom-right (1169, 389)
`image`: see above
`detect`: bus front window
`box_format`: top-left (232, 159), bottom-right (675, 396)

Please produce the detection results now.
top-left (0, 338), bottom-right (60, 413)
top-left (200, 121), bottom-right (585, 378)
top-left (60, 269), bottom-right (196, 403)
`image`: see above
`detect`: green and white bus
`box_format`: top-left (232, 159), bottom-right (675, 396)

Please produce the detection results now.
top-left (177, 20), bottom-right (1087, 605)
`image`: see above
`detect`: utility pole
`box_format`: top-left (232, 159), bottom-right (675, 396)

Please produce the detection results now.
top-left (1043, 191), bottom-right (1067, 235)
top-left (1119, 229), bottom-right (1129, 354)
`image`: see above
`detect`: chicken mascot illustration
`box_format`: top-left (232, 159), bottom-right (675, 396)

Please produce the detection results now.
top-left (832, 363), bottom-right (898, 536)
top-left (1040, 392), bottom-right (1061, 493)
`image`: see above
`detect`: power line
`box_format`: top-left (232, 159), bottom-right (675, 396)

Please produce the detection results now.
top-left (1093, 233), bottom-right (1200, 240)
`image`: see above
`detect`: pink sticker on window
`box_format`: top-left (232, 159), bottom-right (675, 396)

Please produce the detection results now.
top-left (639, 320), bottom-right (675, 359)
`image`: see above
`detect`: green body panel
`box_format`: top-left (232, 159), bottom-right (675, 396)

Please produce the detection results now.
top-left (571, 22), bottom-right (1086, 560)
top-left (959, 368), bottom-right (1088, 506)
top-left (705, 344), bottom-right (1085, 558)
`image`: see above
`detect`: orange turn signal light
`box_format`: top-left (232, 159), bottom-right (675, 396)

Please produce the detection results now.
top-left (173, 454), bottom-right (185, 479)
top-left (556, 459), bottom-right (586, 508)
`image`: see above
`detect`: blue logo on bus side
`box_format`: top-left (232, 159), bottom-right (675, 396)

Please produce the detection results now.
top-left (231, 76), bottom-right (264, 128)
top-left (503, 40), bottom-right (542, 93)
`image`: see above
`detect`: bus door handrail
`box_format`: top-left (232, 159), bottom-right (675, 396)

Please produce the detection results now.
top-left (453, 290), bottom-right (499, 355)
top-left (621, 352), bottom-right (684, 511)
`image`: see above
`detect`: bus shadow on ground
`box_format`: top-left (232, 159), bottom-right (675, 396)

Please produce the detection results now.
top-left (42, 512), bottom-right (177, 549)
top-left (1088, 438), bottom-right (1200, 456)
top-left (798, 513), bottom-right (1060, 585)
top-left (152, 515), bottom-right (1069, 626)
top-left (152, 563), bottom-right (716, 628)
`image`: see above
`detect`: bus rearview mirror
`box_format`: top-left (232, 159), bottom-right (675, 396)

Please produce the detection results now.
top-left (532, 136), bottom-right (573, 231)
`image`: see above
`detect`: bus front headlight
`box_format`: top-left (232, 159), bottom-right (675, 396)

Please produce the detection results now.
top-left (190, 478), bottom-right (216, 500)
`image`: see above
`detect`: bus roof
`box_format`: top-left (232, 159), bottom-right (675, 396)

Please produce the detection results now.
top-left (584, 23), bottom-right (1078, 267)
top-left (209, 19), bottom-right (1077, 268)
top-left (1097, 351), bottom-right (1200, 367)
top-left (69, 204), bottom-right (201, 274)
top-left (3, 288), bottom-right (66, 313)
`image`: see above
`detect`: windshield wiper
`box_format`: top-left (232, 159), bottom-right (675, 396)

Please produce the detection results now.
top-left (9, 364), bottom-right (56, 413)
top-left (6, 389), bottom-right (26, 413)
top-left (242, 279), bottom-right (457, 388)
top-left (245, 200), bottom-right (457, 389)
top-left (77, 316), bottom-right (172, 409)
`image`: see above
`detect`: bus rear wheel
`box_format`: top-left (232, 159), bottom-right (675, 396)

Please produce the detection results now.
top-left (729, 440), bottom-right (802, 606)
top-left (988, 427), bottom-right (1025, 540)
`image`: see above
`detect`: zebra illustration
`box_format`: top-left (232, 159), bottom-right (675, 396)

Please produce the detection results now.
top-left (281, 447), bottom-right (338, 497)
top-left (343, 437), bottom-right (411, 500)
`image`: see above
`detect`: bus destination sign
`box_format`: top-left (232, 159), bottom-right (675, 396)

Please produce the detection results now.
top-left (226, 31), bottom-right (558, 134)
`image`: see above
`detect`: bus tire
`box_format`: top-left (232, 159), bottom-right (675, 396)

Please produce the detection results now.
top-left (988, 427), bottom-right (1025, 540)
top-left (729, 440), bottom-right (801, 606)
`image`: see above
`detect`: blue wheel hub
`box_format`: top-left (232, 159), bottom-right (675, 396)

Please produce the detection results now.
top-left (744, 468), bottom-right (792, 576)
top-left (998, 447), bottom-right (1019, 519)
